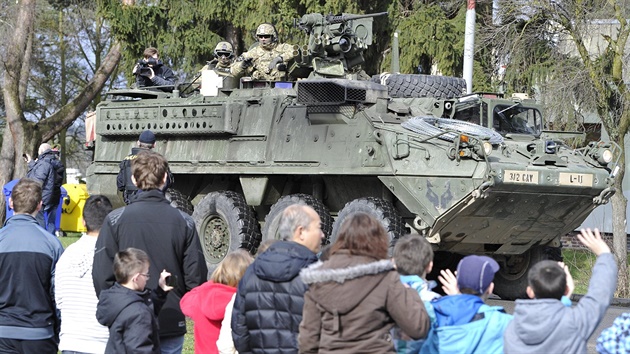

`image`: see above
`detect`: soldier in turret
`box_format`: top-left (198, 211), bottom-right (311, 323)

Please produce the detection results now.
top-left (231, 23), bottom-right (296, 81)
top-left (192, 41), bottom-right (237, 91)
top-left (205, 41), bottom-right (235, 73)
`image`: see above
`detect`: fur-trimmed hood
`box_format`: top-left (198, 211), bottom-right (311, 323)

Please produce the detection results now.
top-left (300, 251), bottom-right (395, 315)
top-left (301, 259), bottom-right (393, 285)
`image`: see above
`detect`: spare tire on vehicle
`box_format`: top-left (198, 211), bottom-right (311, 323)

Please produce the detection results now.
top-left (374, 74), bottom-right (465, 99)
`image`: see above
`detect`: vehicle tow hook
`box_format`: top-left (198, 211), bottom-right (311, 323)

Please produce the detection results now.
top-left (472, 181), bottom-right (493, 199)
top-left (593, 187), bottom-right (616, 205)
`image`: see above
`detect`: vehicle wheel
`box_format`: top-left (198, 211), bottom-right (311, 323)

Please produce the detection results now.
top-left (165, 188), bottom-right (194, 215)
top-left (374, 74), bottom-right (465, 99)
top-left (192, 191), bottom-right (261, 270)
top-left (493, 246), bottom-right (549, 300)
top-left (330, 197), bottom-right (405, 253)
top-left (261, 194), bottom-right (333, 245)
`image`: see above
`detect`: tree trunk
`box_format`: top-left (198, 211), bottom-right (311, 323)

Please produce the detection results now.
top-left (612, 140), bottom-right (629, 297)
top-left (0, 0), bottom-right (122, 222)
top-left (0, 0), bottom-right (37, 222)
top-left (225, 23), bottom-right (241, 56)
top-left (18, 27), bottom-right (33, 107)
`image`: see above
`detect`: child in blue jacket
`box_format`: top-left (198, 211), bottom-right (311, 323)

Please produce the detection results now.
top-left (421, 255), bottom-right (513, 354)
top-left (392, 234), bottom-right (440, 353)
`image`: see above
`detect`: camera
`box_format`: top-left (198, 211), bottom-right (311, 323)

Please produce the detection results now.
top-left (135, 57), bottom-right (163, 77)
top-left (166, 274), bottom-right (178, 287)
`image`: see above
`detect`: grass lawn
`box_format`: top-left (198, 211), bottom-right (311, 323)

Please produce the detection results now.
top-left (563, 249), bottom-right (597, 295)
top-left (563, 248), bottom-right (630, 295)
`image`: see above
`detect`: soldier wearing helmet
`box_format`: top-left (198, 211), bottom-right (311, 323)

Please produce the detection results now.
top-left (207, 41), bottom-right (235, 72)
top-left (192, 41), bottom-right (237, 91)
top-left (231, 23), bottom-right (297, 81)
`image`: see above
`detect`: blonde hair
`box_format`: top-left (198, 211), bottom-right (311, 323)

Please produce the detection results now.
top-left (210, 250), bottom-right (253, 287)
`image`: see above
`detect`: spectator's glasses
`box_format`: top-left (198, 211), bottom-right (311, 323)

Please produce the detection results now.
top-left (138, 273), bottom-right (150, 280)
top-left (216, 51), bottom-right (232, 59)
top-left (257, 35), bottom-right (272, 39)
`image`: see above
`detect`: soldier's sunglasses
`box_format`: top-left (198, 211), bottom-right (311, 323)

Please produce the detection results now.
top-left (257, 35), bottom-right (272, 39)
top-left (217, 52), bottom-right (232, 58)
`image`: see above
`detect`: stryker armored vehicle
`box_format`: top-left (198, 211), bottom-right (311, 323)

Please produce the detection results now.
top-left (86, 12), bottom-right (617, 299)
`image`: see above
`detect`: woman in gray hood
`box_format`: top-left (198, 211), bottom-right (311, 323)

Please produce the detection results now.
top-left (298, 212), bottom-right (430, 354)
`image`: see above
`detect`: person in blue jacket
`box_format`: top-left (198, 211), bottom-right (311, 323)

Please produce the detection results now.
top-left (421, 255), bottom-right (513, 354)
top-left (0, 178), bottom-right (64, 353)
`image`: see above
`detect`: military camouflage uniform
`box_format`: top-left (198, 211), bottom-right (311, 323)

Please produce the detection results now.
top-left (202, 59), bottom-right (232, 76)
top-left (231, 44), bottom-right (296, 81)
top-left (192, 41), bottom-right (235, 89)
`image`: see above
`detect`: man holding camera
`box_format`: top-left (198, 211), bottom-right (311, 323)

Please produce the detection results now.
top-left (133, 47), bottom-right (176, 90)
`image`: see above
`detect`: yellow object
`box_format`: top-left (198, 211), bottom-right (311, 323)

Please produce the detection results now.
top-left (60, 183), bottom-right (89, 233)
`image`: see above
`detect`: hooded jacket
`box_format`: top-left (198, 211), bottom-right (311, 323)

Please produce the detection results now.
top-left (298, 251), bottom-right (430, 354)
top-left (504, 253), bottom-right (617, 354)
top-left (26, 149), bottom-right (64, 208)
top-left (231, 240), bottom-right (318, 354)
top-left (96, 283), bottom-right (167, 354)
top-left (180, 282), bottom-right (236, 354)
top-left (420, 294), bottom-right (512, 354)
top-left (93, 189), bottom-right (208, 337)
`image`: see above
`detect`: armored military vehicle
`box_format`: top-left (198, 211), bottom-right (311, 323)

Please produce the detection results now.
top-left (86, 12), bottom-right (617, 299)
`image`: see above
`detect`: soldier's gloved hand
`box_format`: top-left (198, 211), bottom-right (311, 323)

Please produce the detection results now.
top-left (268, 56), bottom-right (283, 71)
top-left (241, 57), bottom-right (253, 69)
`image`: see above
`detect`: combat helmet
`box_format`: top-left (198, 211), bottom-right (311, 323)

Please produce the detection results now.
top-left (256, 23), bottom-right (277, 49)
top-left (214, 41), bottom-right (234, 65)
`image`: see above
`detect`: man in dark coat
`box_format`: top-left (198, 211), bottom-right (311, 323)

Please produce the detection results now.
top-left (93, 150), bottom-right (207, 354)
top-left (116, 130), bottom-right (173, 204)
top-left (26, 143), bottom-right (65, 233)
top-left (133, 47), bottom-right (176, 91)
top-left (231, 204), bottom-right (324, 354)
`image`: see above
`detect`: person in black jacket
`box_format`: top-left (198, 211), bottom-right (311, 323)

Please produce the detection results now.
top-left (26, 143), bottom-right (65, 233)
top-left (133, 47), bottom-right (176, 91)
top-left (231, 204), bottom-right (324, 354)
top-left (93, 150), bottom-right (207, 354)
top-left (116, 130), bottom-right (173, 205)
top-left (97, 248), bottom-right (173, 354)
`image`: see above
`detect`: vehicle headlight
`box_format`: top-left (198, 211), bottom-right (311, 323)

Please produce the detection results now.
top-left (599, 149), bottom-right (613, 164)
top-left (483, 141), bottom-right (493, 157)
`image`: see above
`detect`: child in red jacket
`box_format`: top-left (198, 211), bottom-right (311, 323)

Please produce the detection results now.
top-left (180, 250), bottom-right (253, 354)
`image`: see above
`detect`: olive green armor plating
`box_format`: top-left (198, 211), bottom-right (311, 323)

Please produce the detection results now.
top-left (87, 13), bottom-right (616, 299)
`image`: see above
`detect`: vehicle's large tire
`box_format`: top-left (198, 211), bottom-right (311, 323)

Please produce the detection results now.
top-left (192, 191), bottom-right (261, 271)
top-left (165, 188), bottom-right (194, 215)
top-left (330, 197), bottom-right (405, 253)
top-left (493, 246), bottom-right (556, 300)
top-left (261, 194), bottom-right (333, 245)
top-left (374, 74), bottom-right (465, 99)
